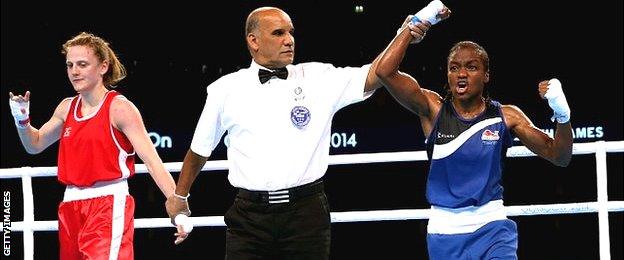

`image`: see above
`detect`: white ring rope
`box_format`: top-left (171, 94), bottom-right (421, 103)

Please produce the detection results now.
top-left (1, 140), bottom-right (623, 260)
top-left (8, 201), bottom-right (624, 231)
top-left (1, 141), bottom-right (623, 177)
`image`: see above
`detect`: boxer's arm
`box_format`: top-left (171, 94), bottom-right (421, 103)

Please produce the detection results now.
top-left (503, 104), bottom-right (573, 167)
top-left (10, 91), bottom-right (67, 154)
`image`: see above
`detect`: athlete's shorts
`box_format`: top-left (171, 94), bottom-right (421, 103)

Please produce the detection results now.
top-left (58, 179), bottom-right (135, 260)
top-left (427, 219), bottom-right (518, 260)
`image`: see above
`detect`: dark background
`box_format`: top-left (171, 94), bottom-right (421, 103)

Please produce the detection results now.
top-left (1, 0), bottom-right (622, 259)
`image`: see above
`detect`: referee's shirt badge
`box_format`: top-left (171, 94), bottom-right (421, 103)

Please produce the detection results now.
top-left (290, 106), bottom-right (311, 129)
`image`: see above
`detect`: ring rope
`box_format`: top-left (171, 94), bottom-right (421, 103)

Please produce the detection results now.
top-left (1, 140), bottom-right (622, 260)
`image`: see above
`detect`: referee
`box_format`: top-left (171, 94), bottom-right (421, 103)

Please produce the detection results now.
top-left (166, 6), bottom-right (384, 259)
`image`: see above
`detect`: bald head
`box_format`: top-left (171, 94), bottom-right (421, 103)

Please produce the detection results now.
top-left (244, 7), bottom-right (295, 68)
top-left (245, 7), bottom-right (290, 35)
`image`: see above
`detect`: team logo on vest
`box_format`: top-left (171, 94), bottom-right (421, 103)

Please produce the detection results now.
top-left (290, 106), bottom-right (311, 129)
top-left (481, 129), bottom-right (500, 141)
top-left (63, 127), bottom-right (72, 137)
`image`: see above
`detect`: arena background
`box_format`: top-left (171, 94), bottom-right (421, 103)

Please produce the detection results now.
top-left (1, 0), bottom-right (622, 259)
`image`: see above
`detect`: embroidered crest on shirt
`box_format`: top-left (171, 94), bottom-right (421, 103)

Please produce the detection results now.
top-left (63, 127), bottom-right (72, 137)
top-left (290, 106), bottom-right (311, 129)
top-left (481, 129), bottom-right (500, 141)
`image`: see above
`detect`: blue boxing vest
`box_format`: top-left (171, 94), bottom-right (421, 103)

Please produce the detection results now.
top-left (425, 100), bottom-right (513, 208)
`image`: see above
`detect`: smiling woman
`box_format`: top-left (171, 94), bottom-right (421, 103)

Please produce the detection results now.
top-left (7, 32), bottom-right (178, 259)
top-left (62, 33), bottom-right (127, 92)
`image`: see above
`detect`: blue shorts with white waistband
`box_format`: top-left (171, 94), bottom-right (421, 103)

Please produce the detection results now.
top-left (427, 219), bottom-right (518, 260)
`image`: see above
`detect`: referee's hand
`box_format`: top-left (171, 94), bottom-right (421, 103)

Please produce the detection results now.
top-left (165, 195), bottom-right (192, 244)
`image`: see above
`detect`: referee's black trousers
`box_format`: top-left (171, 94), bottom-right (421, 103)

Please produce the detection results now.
top-left (224, 182), bottom-right (330, 260)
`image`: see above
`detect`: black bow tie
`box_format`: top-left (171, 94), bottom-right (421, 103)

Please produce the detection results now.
top-left (258, 68), bottom-right (288, 84)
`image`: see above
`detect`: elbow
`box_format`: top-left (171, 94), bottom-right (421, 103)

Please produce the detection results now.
top-left (554, 159), bottom-right (570, 167)
top-left (374, 64), bottom-right (394, 81)
top-left (25, 147), bottom-right (42, 155)
top-left (546, 140), bottom-right (573, 167)
top-left (552, 153), bottom-right (572, 167)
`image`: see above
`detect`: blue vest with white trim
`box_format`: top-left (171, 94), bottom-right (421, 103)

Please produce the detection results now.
top-left (425, 100), bottom-right (513, 208)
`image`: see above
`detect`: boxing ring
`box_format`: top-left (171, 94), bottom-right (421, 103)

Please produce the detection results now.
top-left (2, 140), bottom-right (623, 260)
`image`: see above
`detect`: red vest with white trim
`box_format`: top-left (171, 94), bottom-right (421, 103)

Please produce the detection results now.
top-left (58, 91), bottom-right (135, 187)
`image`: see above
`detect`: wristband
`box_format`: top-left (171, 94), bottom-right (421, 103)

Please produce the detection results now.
top-left (173, 192), bottom-right (190, 200)
top-left (16, 116), bottom-right (31, 129)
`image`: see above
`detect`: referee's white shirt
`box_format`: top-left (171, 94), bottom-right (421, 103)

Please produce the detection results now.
top-left (190, 60), bottom-right (374, 191)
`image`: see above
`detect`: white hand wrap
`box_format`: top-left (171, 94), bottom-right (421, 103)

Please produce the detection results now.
top-left (544, 78), bottom-right (571, 124)
top-left (9, 99), bottom-right (30, 128)
top-left (174, 214), bottom-right (194, 233)
top-left (412, 0), bottom-right (445, 25)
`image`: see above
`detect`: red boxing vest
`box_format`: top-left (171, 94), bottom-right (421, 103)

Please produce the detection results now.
top-left (58, 91), bottom-right (135, 187)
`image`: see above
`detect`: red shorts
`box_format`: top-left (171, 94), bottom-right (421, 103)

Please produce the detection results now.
top-left (58, 180), bottom-right (135, 260)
